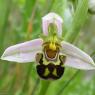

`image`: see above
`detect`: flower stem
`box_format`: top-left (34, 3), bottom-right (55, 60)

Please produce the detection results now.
top-left (31, 78), bottom-right (40, 95)
top-left (0, 0), bottom-right (12, 55)
top-left (8, 74), bottom-right (16, 95)
top-left (38, 80), bottom-right (51, 95)
top-left (20, 64), bottom-right (33, 95)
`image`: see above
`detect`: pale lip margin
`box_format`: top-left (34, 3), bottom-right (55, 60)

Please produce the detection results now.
top-left (1, 38), bottom-right (43, 63)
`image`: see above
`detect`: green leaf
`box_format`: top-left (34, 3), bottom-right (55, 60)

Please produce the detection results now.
top-left (64, 0), bottom-right (88, 43)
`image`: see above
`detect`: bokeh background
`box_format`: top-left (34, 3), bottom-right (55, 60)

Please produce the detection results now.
top-left (0, 0), bottom-right (95, 95)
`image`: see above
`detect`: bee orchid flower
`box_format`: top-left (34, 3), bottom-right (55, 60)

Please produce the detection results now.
top-left (1, 12), bottom-right (95, 80)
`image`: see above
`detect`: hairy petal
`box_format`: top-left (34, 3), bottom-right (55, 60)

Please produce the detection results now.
top-left (61, 41), bottom-right (95, 70)
top-left (42, 12), bottom-right (63, 37)
top-left (1, 38), bottom-right (43, 63)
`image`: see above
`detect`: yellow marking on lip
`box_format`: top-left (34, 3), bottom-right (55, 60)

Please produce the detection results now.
top-left (52, 68), bottom-right (57, 76)
top-left (43, 68), bottom-right (50, 76)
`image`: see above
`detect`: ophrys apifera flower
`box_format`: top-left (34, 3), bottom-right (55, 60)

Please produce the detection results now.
top-left (1, 12), bottom-right (95, 80)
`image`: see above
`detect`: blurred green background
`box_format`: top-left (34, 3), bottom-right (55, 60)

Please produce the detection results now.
top-left (0, 0), bottom-right (95, 95)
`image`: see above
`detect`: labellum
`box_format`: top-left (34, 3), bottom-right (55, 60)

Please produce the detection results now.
top-left (36, 42), bottom-right (66, 80)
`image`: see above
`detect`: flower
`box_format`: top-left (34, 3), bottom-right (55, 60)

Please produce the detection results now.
top-left (1, 12), bottom-right (95, 80)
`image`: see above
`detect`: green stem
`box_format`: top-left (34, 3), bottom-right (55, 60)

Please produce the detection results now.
top-left (8, 74), bottom-right (16, 95)
top-left (38, 80), bottom-right (51, 95)
top-left (0, 63), bottom-right (9, 89)
top-left (47, 0), bottom-right (55, 13)
top-left (64, 0), bottom-right (88, 43)
top-left (31, 78), bottom-right (40, 95)
top-left (0, 0), bottom-right (12, 55)
top-left (20, 64), bottom-right (33, 95)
